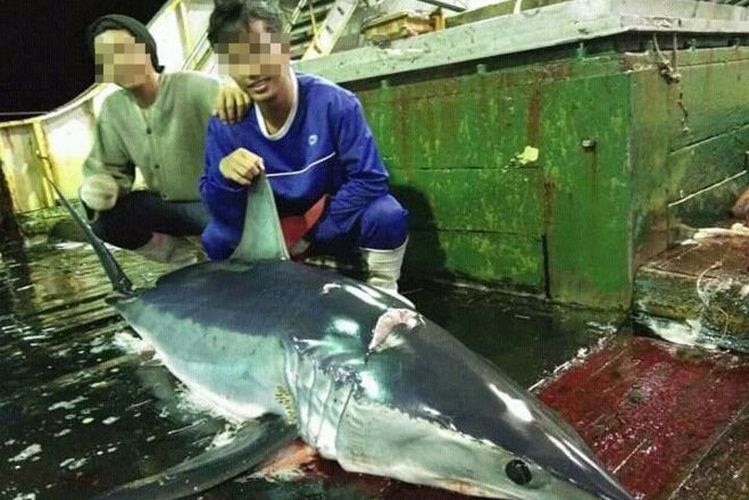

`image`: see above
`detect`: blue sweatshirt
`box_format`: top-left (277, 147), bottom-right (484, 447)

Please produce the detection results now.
top-left (200, 72), bottom-right (390, 260)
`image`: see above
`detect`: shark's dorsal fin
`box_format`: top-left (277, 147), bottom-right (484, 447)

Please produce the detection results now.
top-left (230, 172), bottom-right (290, 262)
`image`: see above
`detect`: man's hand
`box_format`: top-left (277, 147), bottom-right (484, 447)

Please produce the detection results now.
top-left (219, 148), bottom-right (264, 186)
top-left (80, 173), bottom-right (119, 211)
top-left (214, 84), bottom-right (250, 124)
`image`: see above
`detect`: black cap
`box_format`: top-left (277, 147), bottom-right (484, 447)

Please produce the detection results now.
top-left (87, 14), bottom-right (164, 73)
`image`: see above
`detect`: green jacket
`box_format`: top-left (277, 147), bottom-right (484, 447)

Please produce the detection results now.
top-left (82, 71), bottom-right (219, 202)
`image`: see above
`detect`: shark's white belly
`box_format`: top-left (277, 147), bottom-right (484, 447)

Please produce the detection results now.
top-left (129, 307), bottom-right (291, 420)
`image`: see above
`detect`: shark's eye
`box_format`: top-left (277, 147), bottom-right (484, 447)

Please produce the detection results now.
top-left (506, 459), bottom-right (532, 485)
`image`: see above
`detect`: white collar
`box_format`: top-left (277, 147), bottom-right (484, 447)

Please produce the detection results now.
top-left (255, 69), bottom-right (298, 141)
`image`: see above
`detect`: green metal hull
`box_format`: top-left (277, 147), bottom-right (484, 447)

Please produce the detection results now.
top-left (304, 41), bottom-right (749, 309)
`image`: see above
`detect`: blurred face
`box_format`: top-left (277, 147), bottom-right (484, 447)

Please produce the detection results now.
top-left (94, 29), bottom-right (152, 89)
top-left (215, 20), bottom-right (290, 102)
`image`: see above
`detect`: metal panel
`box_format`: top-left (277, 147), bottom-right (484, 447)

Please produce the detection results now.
top-left (41, 102), bottom-right (97, 198)
top-left (297, 0), bottom-right (749, 83)
top-left (0, 125), bottom-right (53, 212)
top-left (359, 68), bottom-right (546, 288)
top-left (629, 45), bottom-right (749, 266)
top-left (540, 72), bottom-right (633, 307)
top-left (406, 228), bottom-right (545, 288)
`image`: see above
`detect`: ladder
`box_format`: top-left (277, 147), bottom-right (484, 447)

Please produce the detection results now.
top-left (285, 0), bottom-right (359, 60)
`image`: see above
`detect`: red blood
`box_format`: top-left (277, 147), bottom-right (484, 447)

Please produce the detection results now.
top-left (538, 337), bottom-right (749, 498)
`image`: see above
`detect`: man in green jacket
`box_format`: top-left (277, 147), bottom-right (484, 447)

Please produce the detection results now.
top-left (80, 14), bottom-right (248, 263)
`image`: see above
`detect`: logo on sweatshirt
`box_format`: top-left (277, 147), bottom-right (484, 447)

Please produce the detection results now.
top-left (308, 134), bottom-right (318, 146)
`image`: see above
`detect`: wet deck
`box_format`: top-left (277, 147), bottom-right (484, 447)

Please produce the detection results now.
top-left (635, 225), bottom-right (749, 353)
top-left (1, 228), bottom-right (748, 499)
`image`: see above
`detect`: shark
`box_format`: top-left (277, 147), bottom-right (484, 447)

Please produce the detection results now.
top-left (54, 174), bottom-right (633, 500)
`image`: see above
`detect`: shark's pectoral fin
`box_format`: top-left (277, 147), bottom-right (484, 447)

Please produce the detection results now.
top-left (368, 308), bottom-right (424, 354)
top-left (231, 172), bottom-right (290, 263)
top-left (95, 414), bottom-right (297, 500)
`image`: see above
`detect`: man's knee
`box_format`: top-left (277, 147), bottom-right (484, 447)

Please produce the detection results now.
top-left (359, 195), bottom-right (408, 249)
top-left (90, 210), bottom-right (149, 249)
top-left (89, 191), bottom-right (158, 249)
top-left (202, 222), bottom-right (239, 261)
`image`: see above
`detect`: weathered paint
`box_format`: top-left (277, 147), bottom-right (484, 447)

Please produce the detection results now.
top-left (351, 43), bottom-right (749, 309)
top-left (358, 55), bottom-right (633, 306)
top-left (629, 45), bottom-right (749, 266)
top-left (667, 49), bottom-right (749, 150)
top-left (406, 229), bottom-right (543, 289)
top-left (540, 72), bottom-right (632, 307)
top-left (667, 128), bottom-right (749, 200)
top-left (2, 3), bottom-right (749, 311)
top-left (360, 71), bottom-right (546, 291)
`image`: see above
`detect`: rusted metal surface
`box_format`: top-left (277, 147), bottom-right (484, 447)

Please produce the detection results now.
top-left (629, 44), bottom-right (749, 268)
top-left (352, 40), bottom-right (749, 307)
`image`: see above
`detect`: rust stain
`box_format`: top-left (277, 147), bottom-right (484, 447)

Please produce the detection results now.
top-left (538, 61), bottom-right (572, 82)
top-left (526, 87), bottom-right (542, 147)
top-left (543, 177), bottom-right (557, 227)
top-left (588, 144), bottom-right (599, 201)
top-left (499, 71), bottom-right (517, 89)
top-left (393, 89), bottom-right (412, 173)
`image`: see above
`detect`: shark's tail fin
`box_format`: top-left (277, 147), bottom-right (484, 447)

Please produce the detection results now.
top-left (44, 176), bottom-right (134, 295)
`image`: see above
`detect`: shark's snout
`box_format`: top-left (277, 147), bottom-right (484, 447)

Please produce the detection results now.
top-left (340, 315), bottom-right (633, 500)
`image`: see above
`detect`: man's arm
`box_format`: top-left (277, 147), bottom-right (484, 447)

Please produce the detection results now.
top-left (200, 119), bottom-right (249, 224)
top-left (80, 104), bottom-right (135, 211)
top-left (311, 94), bottom-right (389, 242)
top-left (200, 118), bottom-right (268, 259)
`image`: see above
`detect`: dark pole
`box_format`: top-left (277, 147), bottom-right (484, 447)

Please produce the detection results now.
top-left (0, 161), bottom-right (21, 242)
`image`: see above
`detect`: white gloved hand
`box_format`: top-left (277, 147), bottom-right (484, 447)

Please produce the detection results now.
top-left (80, 174), bottom-right (119, 211)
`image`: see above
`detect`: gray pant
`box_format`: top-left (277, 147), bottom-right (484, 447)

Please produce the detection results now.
top-left (88, 191), bottom-right (209, 250)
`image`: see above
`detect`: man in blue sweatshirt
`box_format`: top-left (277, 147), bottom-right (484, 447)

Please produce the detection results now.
top-left (201, 0), bottom-right (409, 292)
